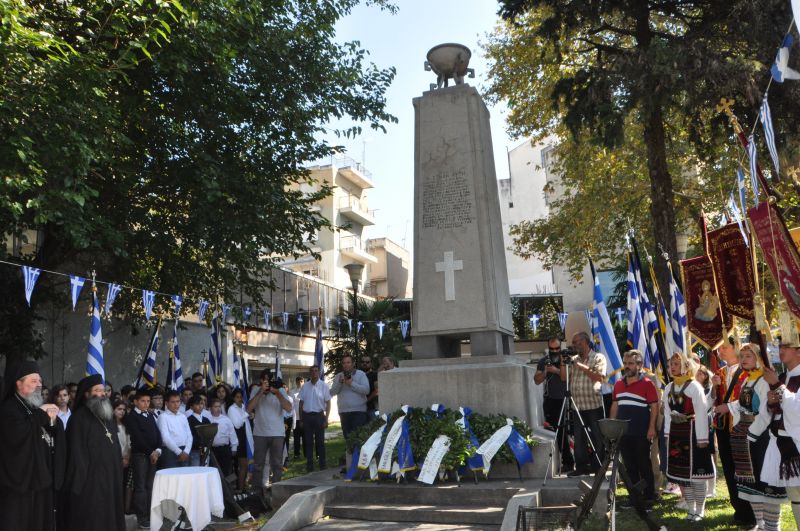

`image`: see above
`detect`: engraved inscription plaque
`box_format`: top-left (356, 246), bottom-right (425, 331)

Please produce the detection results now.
top-left (422, 168), bottom-right (474, 230)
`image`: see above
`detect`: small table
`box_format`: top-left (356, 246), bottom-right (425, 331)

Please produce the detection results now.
top-left (150, 466), bottom-right (225, 530)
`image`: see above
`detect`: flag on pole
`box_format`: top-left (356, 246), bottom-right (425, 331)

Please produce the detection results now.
top-left (760, 96), bottom-right (780, 178)
top-left (198, 299), bottom-right (209, 322)
top-left (748, 136), bottom-right (761, 203)
top-left (22, 266), bottom-right (41, 306)
top-left (627, 255), bottom-right (652, 370)
top-left (629, 238), bottom-right (664, 372)
top-left (589, 259), bottom-right (623, 388)
top-left (171, 321), bottom-right (184, 391)
top-left (736, 166), bottom-right (748, 212)
top-left (135, 318), bottom-right (161, 389)
top-left (86, 284), bottom-right (105, 382)
top-left (209, 311), bottom-right (222, 385)
top-left (69, 275), bottom-right (85, 311)
top-left (314, 327), bottom-right (325, 379)
top-left (668, 263), bottom-right (688, 358)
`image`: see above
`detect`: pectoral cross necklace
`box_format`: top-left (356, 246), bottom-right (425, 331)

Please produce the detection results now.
top-left (92, 413), bottom-right (114, 445)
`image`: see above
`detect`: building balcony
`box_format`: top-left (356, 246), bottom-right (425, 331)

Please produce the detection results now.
top-left (334, 156), bottom-right (374, 189)
top-left (338, 196), bottom-right (375, 226)
top-left (340, 235), bottom-right (378, 264)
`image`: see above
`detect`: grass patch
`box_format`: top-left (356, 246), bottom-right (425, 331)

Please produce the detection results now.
top-left (581, 476), bottom-right (799, 531)
top-left (282, 428), bottom-right (346, 481)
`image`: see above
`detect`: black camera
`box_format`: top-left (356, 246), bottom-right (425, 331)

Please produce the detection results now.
top-left (545, 347), bottom-right (577, 366)
top-left (343, 370), bottom-right (352, 379)
top-left (269, 377), bottom-right (282, 389)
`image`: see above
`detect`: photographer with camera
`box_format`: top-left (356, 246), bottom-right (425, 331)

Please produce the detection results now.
top-left (535, 336), bottom-right (575, 473)
top-left (247, 369), bottom-right (292, 493)
top-left (560, 331), bottom-right (607, 475)
top-left (331, 354), bottom-right (370, 472)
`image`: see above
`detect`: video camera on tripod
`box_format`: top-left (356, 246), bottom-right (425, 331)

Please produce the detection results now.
top-left (543, 347), bottom-right (577, 367)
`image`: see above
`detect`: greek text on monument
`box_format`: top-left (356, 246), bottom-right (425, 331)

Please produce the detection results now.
top-left (422, 168), bottom-right (474, 229)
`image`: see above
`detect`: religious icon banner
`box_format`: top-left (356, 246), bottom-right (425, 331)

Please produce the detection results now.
top-left (707, 223), bottom-right (756, 321)
top-left (680, 255), bottom-right (726, 348)
top-left (748, 202), bottom-right (800, 319)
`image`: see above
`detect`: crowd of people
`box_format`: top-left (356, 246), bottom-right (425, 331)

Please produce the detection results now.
top-left (0, 354), bottom-right (398, 531)
top-left (535, 331), bottom-right (800, 528)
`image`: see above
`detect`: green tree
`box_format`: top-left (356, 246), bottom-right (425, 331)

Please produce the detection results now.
top-left (0, 0), bottom-right (397, 364)
top-left (326, 297), bottom-right (409, 376)
top-left (489, 0), bottom-right (800, 294)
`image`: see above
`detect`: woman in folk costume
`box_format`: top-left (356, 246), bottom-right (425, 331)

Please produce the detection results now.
top-left (715, 343), bottom-right (786, 531)
top-left (663, 351), bottom-right (714, 522)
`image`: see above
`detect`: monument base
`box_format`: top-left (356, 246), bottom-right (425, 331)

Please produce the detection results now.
top-left (412, 331), bottom-right (513, 358)
top-left (378, 355), bottom-right (554, 478)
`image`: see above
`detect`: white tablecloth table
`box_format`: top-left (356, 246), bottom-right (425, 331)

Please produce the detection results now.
top-left (150, 466), bottom-right (224, 530)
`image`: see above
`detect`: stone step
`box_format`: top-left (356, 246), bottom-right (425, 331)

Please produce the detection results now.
top-left (324, 502), bottom-right (506, 526)
top-left (332, 484), bottom-right (520, 507)
top-left (302, 517), bottom-right (499, 530)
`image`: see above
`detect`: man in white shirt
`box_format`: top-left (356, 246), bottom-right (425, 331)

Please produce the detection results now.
top-left (298, 365), bottom-right (331, 473)
top-left (247, 369), bottom-right (292, 490)
top-left (52, 384), bottom-right (71, 429)
top-left (157, 390), bottom-right (193, 468)
top-left (209, 398), bottom-right (238, 476)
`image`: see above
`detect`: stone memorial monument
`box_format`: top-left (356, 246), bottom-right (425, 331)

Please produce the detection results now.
top-left (380, 45), bottom-right (553, 477)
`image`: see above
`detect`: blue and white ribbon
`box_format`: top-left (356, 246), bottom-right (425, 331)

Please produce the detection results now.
top-left (377, 321), bottom-right (385, 340)
top-left (171, 294), bottom-right (183, 318)
top-left (456, 407), bottom-right (485, 471)
top-left (22, 266), bottom-right (40, 306)
top-left (760, 96), bottom-right (780, 178)
top-left (69, 275), bottom-right (85, 311)
top-left (105, 282), bottom-right (122, 315)
top-left (142, 290), bottom-right (155, 320)
top-left (378, 405), bottom-right (415, 474)
top-left (198, 298), bottom-right (209, 322)
top-left (399, 320), bottom-right (410, 339)
top-left (430, 403), bottom-right (446, 417)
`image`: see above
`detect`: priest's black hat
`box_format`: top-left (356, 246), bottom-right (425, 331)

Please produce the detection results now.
top-left (74, 374), bottom-right (104, 410)
top-left (3, 360), bottom-right (40, 400)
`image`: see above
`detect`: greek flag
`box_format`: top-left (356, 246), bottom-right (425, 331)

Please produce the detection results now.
top-left (590, 259), bottom-right (623, 387)
top-left (69, 276), bottom-right (85, 311)
top-left (142, 290), bottom-right (155, 320)
top-left (171, 294), bottom-right (183, 318)
top-left (736, 166), bottom-right (748, 211)
top-left (221, 303), bottom-right (232, 322)
top-left (232, 348), bottom-right (255, 471)
top-left (104, 283), bottom-right (122, 315)
top-left (22, 266), bottom-right (40, 306)
top-left (629, 241), bottom-right (663, 371)
top-left (627, 256), bottom-right (652, 369)
top-left (165, 322), bottom-right (184, 392)
top-left (728, 193), bottom-right (749, 247)
top-left (209, 311), bottom-right (222, 384)
top-left (86, 288), bottom-right (105, 382)
top-left (747, 136), bottom-right (760, 203)
top-left (136, 320), bottom-right (160, 389)
top-left (668, 265), bottom-right (688, 358)
top-left (198, 299), bottom-right (209, 322)
top-left (314, 327), bottom-right (325, 378)
top-left (771, 34), bottom-right (800, 82)
top-left (760, 97), bottom-right (780, 178)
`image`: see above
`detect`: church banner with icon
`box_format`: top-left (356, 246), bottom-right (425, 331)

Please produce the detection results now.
top-left (680, 255), bottom-right (727, 348)
top-left (749, 202), bottom-right (800, 319)
top-left (707, 223), bottom-right (756, 321)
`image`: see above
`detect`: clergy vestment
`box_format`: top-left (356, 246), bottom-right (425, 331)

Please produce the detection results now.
top-left (0, 394), bottom-right (65, 531)
top-left (64, 394), bottom-right (125, 530)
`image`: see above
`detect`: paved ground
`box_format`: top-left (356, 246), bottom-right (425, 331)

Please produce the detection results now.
top-left (300, 518), bottom-right (499, 530)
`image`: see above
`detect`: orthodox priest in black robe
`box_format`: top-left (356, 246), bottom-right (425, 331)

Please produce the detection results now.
top-left (64, 374), bottom-right (125, 531)
top-left (0, 360), bottom-right (66, 531)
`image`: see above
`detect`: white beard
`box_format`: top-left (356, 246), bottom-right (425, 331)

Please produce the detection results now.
top-left (86, 396), bottom-right (114, 422)
top-left (21, 388), bottom-right (44, 408)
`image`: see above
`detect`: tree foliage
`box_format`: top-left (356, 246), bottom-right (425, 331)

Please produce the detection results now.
top-left (487, 0), bottom-right (800, 292)
top-left (0, 0), bottom-right (397, 362)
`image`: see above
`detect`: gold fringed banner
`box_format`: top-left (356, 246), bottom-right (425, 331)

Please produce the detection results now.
top-left (680, 255), bottom-right (728, 349)
top-left (707, 223), bottom-right (756, 321)
top-left (748, 202), bottom-right (800, 319)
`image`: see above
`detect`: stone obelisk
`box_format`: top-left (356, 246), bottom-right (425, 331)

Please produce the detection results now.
top-left (411, 43), bottom-right (514, 358)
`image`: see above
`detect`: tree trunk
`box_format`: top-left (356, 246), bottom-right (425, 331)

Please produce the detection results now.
top-left (643, 103), bottom-right (679, 300)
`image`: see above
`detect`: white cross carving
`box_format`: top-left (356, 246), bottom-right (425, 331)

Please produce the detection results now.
top-left (435, 251), bottom-right (463, 301)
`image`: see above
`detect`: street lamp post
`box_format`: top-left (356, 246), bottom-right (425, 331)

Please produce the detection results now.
top-left (344, 263), bottom-right (364, 355)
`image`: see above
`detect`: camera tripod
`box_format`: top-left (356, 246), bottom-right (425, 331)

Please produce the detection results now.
top-left (542, 355), bottom-right (603, 486)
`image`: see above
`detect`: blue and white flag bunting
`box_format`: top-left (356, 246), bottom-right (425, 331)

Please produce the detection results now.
top-left (614, 307), bottom-right (626, 325)
top-left (760, 96), bottom-right (780, 178)
top-left (22, 266), bottom-right (40, 306)
top-left (243, 305), bottom-right (252, 321)
top-left (748, 136), bottom-right (761, 203)
top-left (772, 34), bottom-right (800, 82)
top-left (529, 314), bottom-right (540, 336)
top-left (263, 309), bottom-right (271, 330)
top-left (171, 294), bottom-right (183, 318)
top-left (198, 299), bottom-right (209, 322)
top-left (377, 321), bottom-right (385, 340)
top-left (221, 303), bottom-right (232, 322)
top-left (142, 290), bottom-right (155, 321)
top-left (399, 320), bottom-right (410, 339)
top-left (312, 315), bottom-right (318, 331)
top-left (104, 282), bottom-right (122, 315)
top-left (297, 313), bottom-right (303, 331)
top-left (281, 312), bottom-right (288, 331)
top-left (347, 318), bottom-right (353, 335)
top-left (171, 321), bottom-right (184, 392)
top-left (357, 321), bottom-right (363, 336)
top-left (86, 288), bottom-right (105, 382)
top-left (557, 312), bottom-right (568, 332)
top-left (69, 275), bottom-right (85, 311)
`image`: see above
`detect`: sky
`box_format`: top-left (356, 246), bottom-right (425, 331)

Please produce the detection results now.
top-left (325, 0), bottom-right (519, 248)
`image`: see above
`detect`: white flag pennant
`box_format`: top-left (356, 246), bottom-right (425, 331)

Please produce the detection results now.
top-left (22, 266), bottom-right (41, 306)
top-left (312, 315), bottom-right (318, 331)
top-left (243, 305), bottom-right (252, 321)
top-left (281, 311), bottom-right (289, 331)
top-left (221, 303), bottom-right (232, 322)
top-left (614, 307), bottom-right (626, 325)
top-left (297, 313), bottom-right (304, 331)
top-left (357, 321), bottom-right (363, 336)
top-left (142, 290), bottom-right (155, 320)
top-left (263, 309), bottom-right (271, 329)
top-left (399, 320), bottom-right (410, 339)
top-left (377, 321), bottom-right (385, 340)
top-left (69, 275), bottom-right (85, 311)
top-left (528, 314), bottom-right (540, 336)
top-left (347, 318), bottom-right (353, 335)
top-left (557, 312), bottom-right (568, 332)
